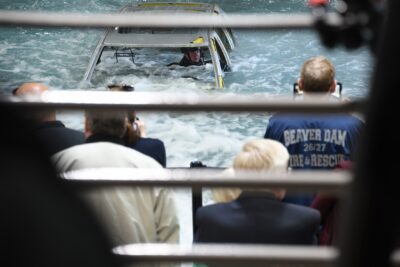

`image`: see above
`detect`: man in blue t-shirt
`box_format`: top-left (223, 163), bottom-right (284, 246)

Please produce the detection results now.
top-left (264, 56), bottom-right (364, 206)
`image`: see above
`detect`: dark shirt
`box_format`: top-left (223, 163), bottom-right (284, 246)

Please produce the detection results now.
top-left (264, 114), bottom-right (363, 206)
top-left (128, 137), bottom-right (166, 167)
top-left (35, 120), bottom-right (85, 157)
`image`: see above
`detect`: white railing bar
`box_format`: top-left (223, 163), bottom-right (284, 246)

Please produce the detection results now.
top-left (61, 168), bottom-right (352, 193)
top-left (113, 243), bottom-right (338, 266)
top-left (1, 91), bottom-right (366, 113)
top-left (0, 11), bottom-right (342, 29)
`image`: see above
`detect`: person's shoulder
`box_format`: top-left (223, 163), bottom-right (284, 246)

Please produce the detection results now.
top-left (50, 142), bottom-right (89, 168)
top-left (268, 113), bottom-right (308, 128)
top-left (64, 126), bottom-right (85, 135)
top-left (285, 202), bottom-right (321, 222)
top-left (136, 137), bottom-right (165, 148)
top-left (196, 202), bottom-right (230, 221)
top-left (40, 120), bottom-right (85, 137)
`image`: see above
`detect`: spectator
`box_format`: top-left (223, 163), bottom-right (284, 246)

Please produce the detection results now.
top-left (51, 109), bottom-right (179, 246)
top-left (107, 84), bottom-right (167, 167)
top-left (194, 139), bottom-right (320, 245)
top-left (0, 104), bottom-right (119, 267)
top-left (264, 56), bottom-right (364, 206)
top-left (13, 82), bottom-right (85, 156)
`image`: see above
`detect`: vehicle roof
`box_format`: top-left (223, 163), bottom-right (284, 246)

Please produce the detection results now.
top-left (104, 28), bottom-right (209, 48)
top-left (121, 2), bottom-right (222, 14)
top-left (101, 2), bottom-right (223, 48)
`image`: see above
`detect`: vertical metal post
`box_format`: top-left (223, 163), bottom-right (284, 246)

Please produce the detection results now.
top-left (189, 161), bottom-right (207, 237)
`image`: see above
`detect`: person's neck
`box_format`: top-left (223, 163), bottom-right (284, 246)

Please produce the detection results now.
top-left (85, 133), bottom-right (124, 145)
top-left (303, 92), bottom-right (331, 99)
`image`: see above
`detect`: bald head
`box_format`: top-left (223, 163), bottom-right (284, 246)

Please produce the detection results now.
top-left (14, 82), bottom-right (55, 122)
top-left (14, 82), bottom-right (49, 96)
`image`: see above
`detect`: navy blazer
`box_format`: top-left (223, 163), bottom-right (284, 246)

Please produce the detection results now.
top-left (195, 191), bottom-right (320, 245)
top-left (128, 137), bottom-right (166, 167)
top-left (35, 120), bottom-right (85, 156)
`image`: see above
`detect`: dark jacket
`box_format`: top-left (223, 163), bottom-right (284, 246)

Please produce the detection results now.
top-left (195, 191), bottom-right (320, 245)
top-left (128, 137), bottom-right (167, 167)
top-left (35, 120), bottom-right (85, 156)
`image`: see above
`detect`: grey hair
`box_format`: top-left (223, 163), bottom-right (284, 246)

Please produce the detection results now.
top-left (85, 109), bottom-right (127, 138)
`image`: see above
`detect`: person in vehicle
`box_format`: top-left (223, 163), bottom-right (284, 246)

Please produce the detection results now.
top-left (13, 82), bottom-right (85, 157)
top-left (264, 56), bottom-right (364, 206)
top-left (51, 108), bottom-right (179, 246)
top-left (194, 139), bottom-right (320, 245)
top-left (168, 47), bottom-right (209, 67)
top-left (107, 84), bottom-right (167, 167)
top-left (179, 47), bottom-right (205, 66)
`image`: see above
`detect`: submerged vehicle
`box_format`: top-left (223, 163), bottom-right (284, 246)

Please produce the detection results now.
top-left (83, 2), bottom-right (236, 88)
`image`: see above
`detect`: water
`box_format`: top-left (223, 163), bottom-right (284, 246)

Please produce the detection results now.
top-left (0, 0), bottom-right (373, 244)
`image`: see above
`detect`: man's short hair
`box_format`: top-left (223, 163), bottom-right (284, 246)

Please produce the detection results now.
top-left (85, 109), bottom-right (127, 138)
top-left (300, 56), bottom-right (335, 93)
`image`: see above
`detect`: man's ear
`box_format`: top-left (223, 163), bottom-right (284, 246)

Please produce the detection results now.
top-left (297, 78), bottom-right (303, 92)
top-left (84, 117), bottom-right (91, 138)
top-left (329, 80), bottom-right (337, 93)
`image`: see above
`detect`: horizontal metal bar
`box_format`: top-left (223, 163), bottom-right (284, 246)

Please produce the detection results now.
top-left (61, 168), bottom-right (352, 193)
top-left (113, 243), bottom-right (339, 267)
top-left (1, 91), bottom-right (366, 113)
top-left (0, 11), bottom-right (342, 29)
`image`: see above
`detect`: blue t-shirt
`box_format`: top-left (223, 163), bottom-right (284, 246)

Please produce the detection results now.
top-left (264, 113), bottom-right (364, 205)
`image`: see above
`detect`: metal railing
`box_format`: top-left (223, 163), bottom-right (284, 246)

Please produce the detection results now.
top-left (0, 91), bottom-right (366, 114)
top-left (114, 244), bottom-right (339, 267)
top-left (61, 168), bottom-right (351, 195)
top-left (0, 11), bottom-right (342, 29)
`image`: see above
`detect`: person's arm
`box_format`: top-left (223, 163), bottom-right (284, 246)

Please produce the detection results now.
top-left (135, 118), bottom-right (146, 137)
top-left (264, 123), bottom-right (272, 138)
top-left (167, 62), bottom-right (180, 67)
top-left (159, 142), bottom-right (167, 168)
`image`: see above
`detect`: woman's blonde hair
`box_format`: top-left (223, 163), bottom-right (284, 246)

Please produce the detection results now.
top-left (212, 139), bottom-right (289, 203)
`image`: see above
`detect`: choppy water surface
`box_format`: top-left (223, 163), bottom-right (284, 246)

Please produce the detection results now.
top-left (0, 0), bottom-right (373, 243)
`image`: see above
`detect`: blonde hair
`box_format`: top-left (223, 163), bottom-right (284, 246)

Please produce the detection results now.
top-left (300, 56), bottom-right (335, 93)
top-left (212, 139), bottom-right (289, 203)
top-left (212, 168), bottom-right (242, 203)
top-left (233, 139), bottom-right (289, 172)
